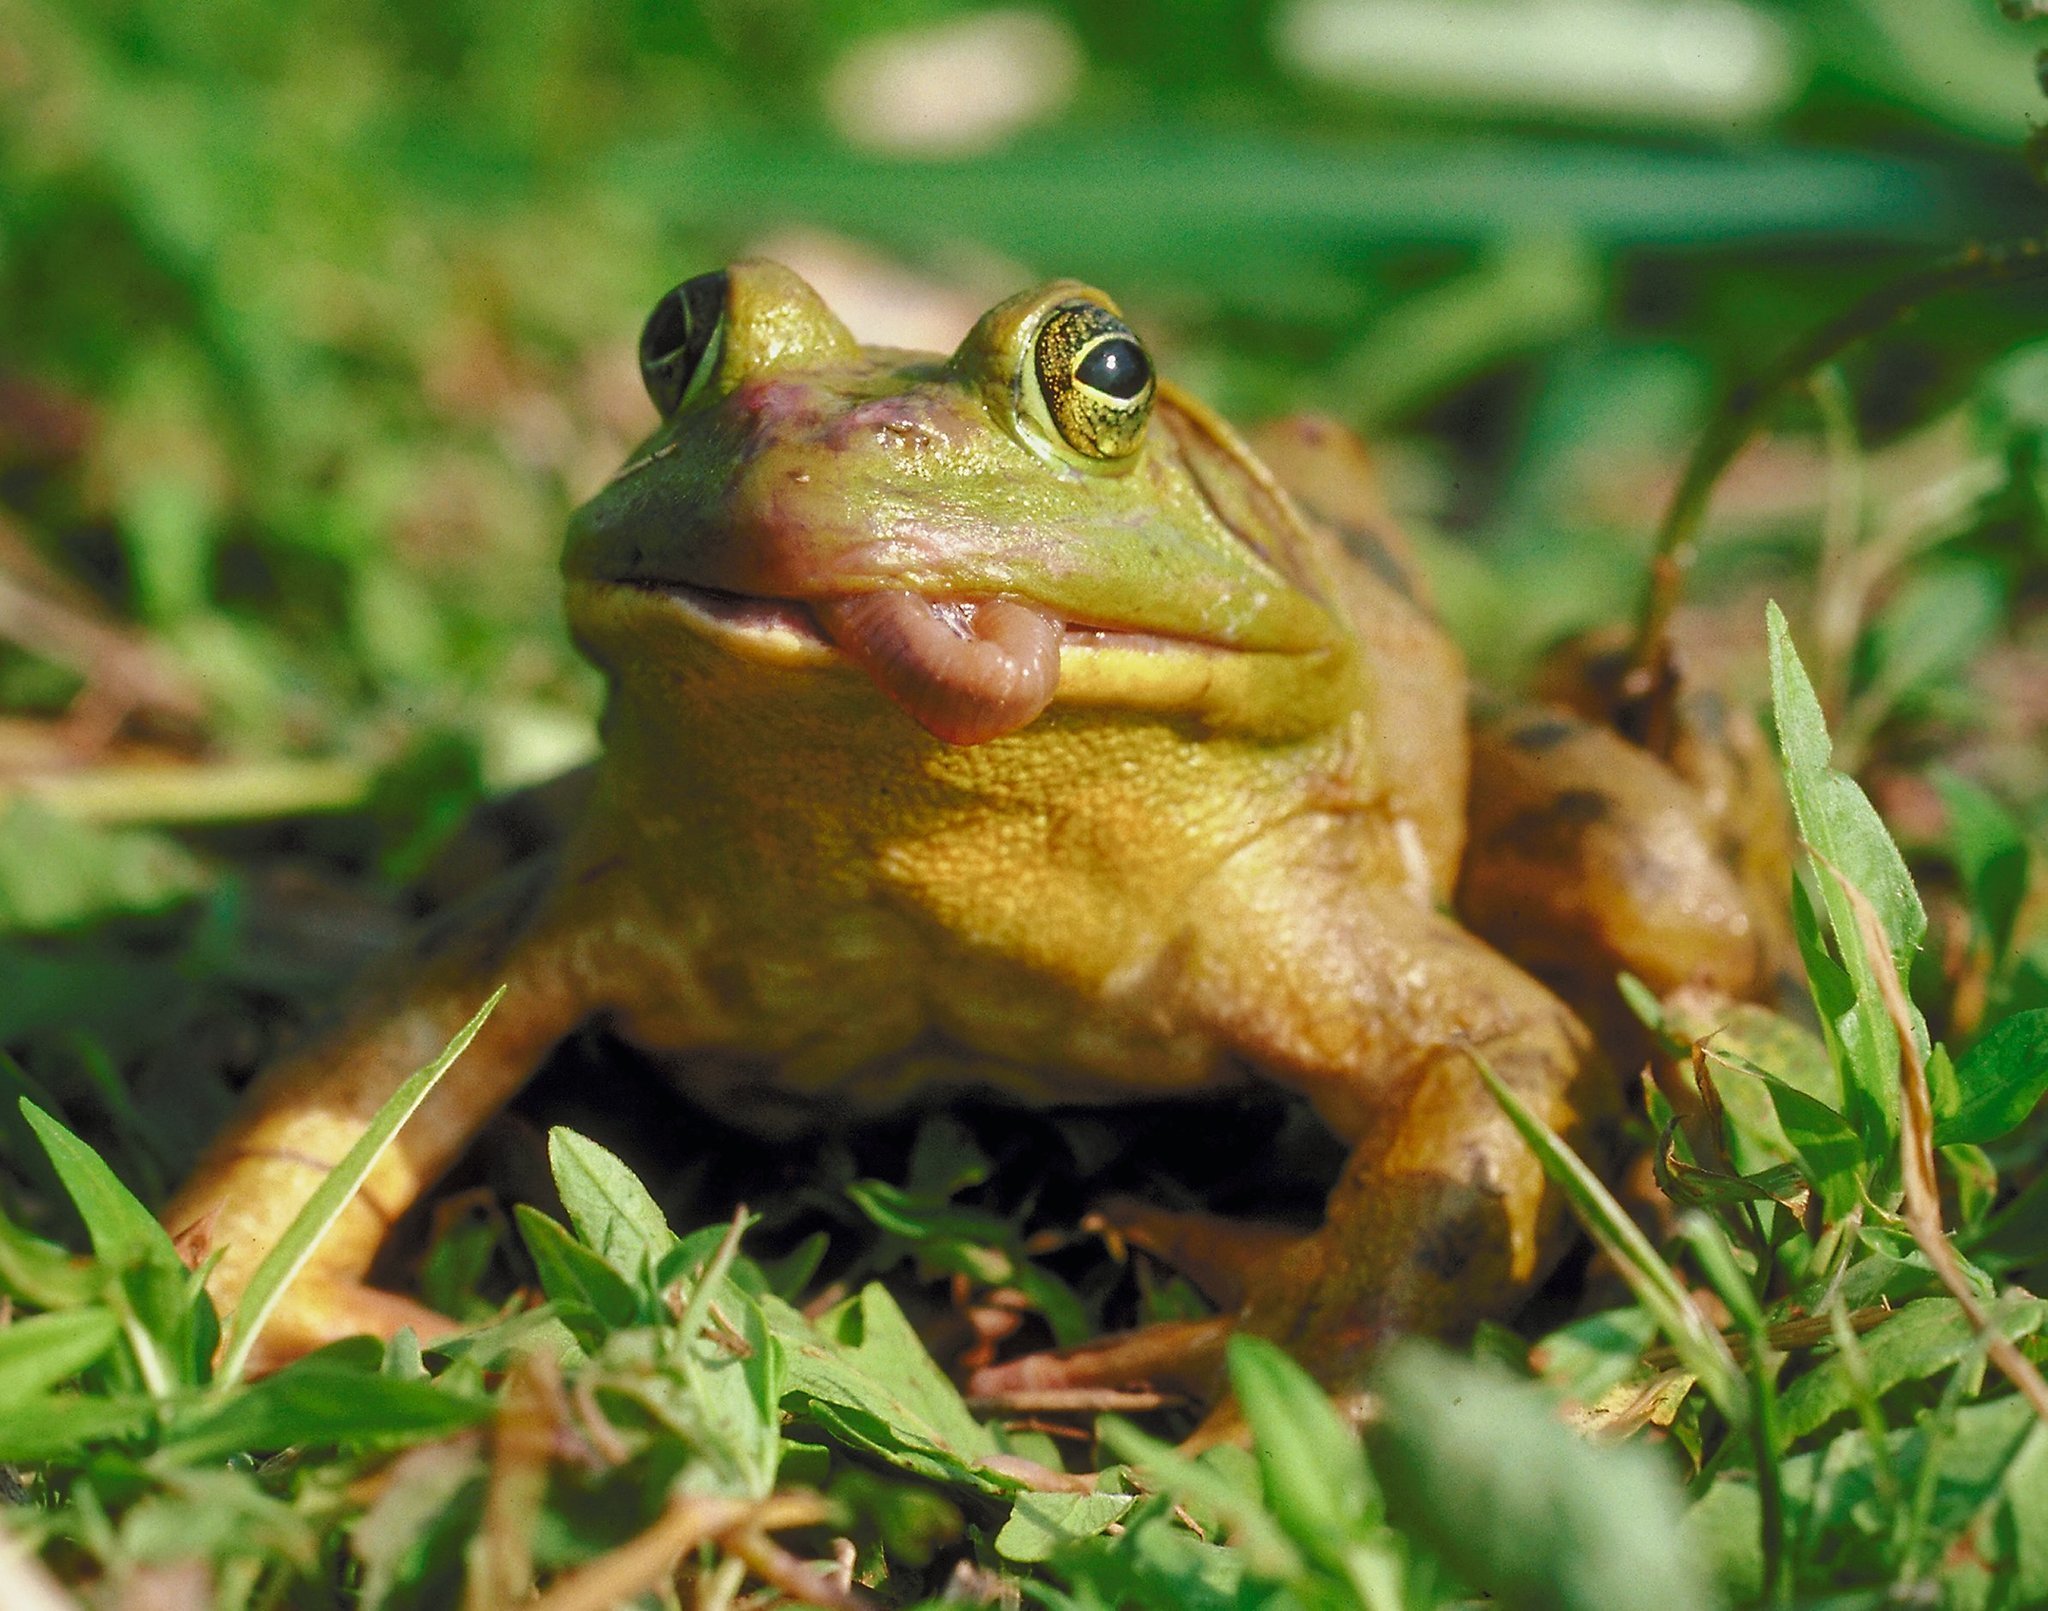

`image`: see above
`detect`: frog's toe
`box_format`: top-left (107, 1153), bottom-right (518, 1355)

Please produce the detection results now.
top-left (964, 1316), bottom-right (1234, 1404)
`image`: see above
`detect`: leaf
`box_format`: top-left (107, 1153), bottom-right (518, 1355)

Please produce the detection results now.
top-left (1369, 1342), bottom-right (1713, 1611)
top-left (1769, 603), bottom-right (1926, 959)
top-left (1934, 769), bottom-right (2029, 959)
top-left (1937, 1010), bottom-right (2048, 1147)
top-left (513, 1204), bottom-right (640, 1338)
top-left (215, 988), bottom-right (503, 1386)
top-left (1654, 1138), bottom-right (1808, 1212)
top-left (1777, 1295), bottom-right (2048, 1441)
top-left (1688, 1394), bottom-right (2044, 1603)
top-left (547, 1126), bottom-right (676, 1281)
top-left (1227, 1334), bottom-right (1379, 1569)
top-left (1530, 1308), bottom-right (1660, 1403)
top-left (0, 1307), bottom-right (122, 1404)
top-left (773, 1283), bottom-right (1002, 1491)
top-left (20, 1099), bottom-right (184, 1275)
top-left (0, 800), bottom-right (208, 934)
top-left (1752, 1063), bottom-right (1866, 1221)
top-left (1665, 996), bottom-right (1841, 1174)
top-left (845, 1178), bottom-right (1092, 1346)
top-left (1855, 564), bottom-right (2005, 730)
top-left (350, 1441), bottom-right (485, 1611)
top-left (0, 1202), bottom-right (98, 1310)
top-left (166, 1357), bottom-right (490, 1462)
top-left (1472, 1052), bottom-right (1743, 1411)
top-left (1095, 1417), bottom-right (1300, 1577)
top-left (2000, 1423), bottom-right (2048, 1605)
top-left (1769, 601), bottom-right (1926, 1156)
top-left (995, 1491), bottom-right (1137, 1564)
top-left (0, 1393), bottom-right (157, 1461)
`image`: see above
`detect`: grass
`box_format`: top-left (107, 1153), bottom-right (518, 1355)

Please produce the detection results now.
top-left (5, 0), bottom-right (2048, 1605)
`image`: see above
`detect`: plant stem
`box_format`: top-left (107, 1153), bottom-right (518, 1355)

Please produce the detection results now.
top-left (1628, 235), bottom-right (2048, 703)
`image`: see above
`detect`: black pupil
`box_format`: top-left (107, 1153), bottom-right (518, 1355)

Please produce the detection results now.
top-left (639, 270), bottom-right (728, 412)
top-left (1075, 337), bottom-right (1150, 401)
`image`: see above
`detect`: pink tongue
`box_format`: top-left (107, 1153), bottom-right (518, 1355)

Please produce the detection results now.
top-left (812, 591), bottom-right (1063, 746)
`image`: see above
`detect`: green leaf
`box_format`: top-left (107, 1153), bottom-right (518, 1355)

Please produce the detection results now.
top-left (772, 1283), bottom-right (1002, 1491)
top-left (1369, 1342), bottom-right (1713, 1611)
top-left (1473, 1052), bottom-right (1743, 1411)
top-left (0, 1392), bottom-right (157, 1461)
top-left (995, 1490), bottom-right (1137, 1564)
top-left (1227, 1333), bottom-right (1379, 1567)
top-left (0, 1201), bottom-right (98, 1309)
top-left (1655, 1141), bottom-right (1808, 1212)
top-left (0, 800), bottom-right (208, 934)
top-left (350, 1438), bottom-right (484, 1611)
top-left (0, 1306), bottom-right (122, 1403)
top-left (513, 1204), bottom-right (640, 1337)
top-left (1530, 1308), bottom-right (1660, 1403)
top-left (167, 1357), bottom-right (490, 1462)
top-left (1933, 770), bottom-right (2029, 959)
top-left (2000, 1423), bottom-right (2048, 1606)
top-left (1688, 1394), bottom-right (2043, 1603)
top-left (20, 1099), bottom-right (184, 1275)
top-left (845, 1178), bottom-right (1092, 1346)
top-left (1929, 1042), bottom-right (1965, 1134)
top-left (1768, 601), bottom-right (1926, 1156)
top-left (1855, 563), bottom-right (2004, 730)
top-left (1778, 1295), bottom-right (2048, 1442)
top-left (1095, 1417), bottom-right (1300, 1577)
top-left (1751, 1063), bottom-right (1867, 1221)
top-left (1937, 1010), bottom-right (2048, 1147)
top-left (547, 1126), bottom-right (676, 1281)
top-left (215, 987), bottom-right (503, 1386)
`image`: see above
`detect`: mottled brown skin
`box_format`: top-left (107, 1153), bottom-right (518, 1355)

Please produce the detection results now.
top-left (165, 264), bottom-right (1785, 1397)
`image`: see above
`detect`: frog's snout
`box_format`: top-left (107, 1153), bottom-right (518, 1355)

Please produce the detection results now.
top-left (813, 591), bottom-right (1063, 746)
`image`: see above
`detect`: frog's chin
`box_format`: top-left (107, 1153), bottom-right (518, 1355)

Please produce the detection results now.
top-left (601, 578), bottom-right (1235, 747)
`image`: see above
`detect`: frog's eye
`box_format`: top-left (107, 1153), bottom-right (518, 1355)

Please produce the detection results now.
top-left (639, 271), bottom-right (729, 416)
top-left (1031, 300), bottom-right (1154, 461)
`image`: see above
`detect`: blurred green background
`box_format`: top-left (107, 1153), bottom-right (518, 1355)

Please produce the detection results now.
top-left (3, 0), bottom-right (2047, 1183)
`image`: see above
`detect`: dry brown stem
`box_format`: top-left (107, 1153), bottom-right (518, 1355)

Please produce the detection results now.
top-left (1828, 866), bottom-right (2048, 1425)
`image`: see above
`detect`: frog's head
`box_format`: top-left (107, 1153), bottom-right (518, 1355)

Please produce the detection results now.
top-left (566, 260), bottom-right (1355, 746)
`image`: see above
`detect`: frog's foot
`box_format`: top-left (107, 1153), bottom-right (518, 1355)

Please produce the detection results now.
top-left (234, 1278), bottom-right (462, 1376)
top-left (1089, 1196), bottom-right (1308, 1313)
top-left (965, 1315), bottom-right (1234, 1404)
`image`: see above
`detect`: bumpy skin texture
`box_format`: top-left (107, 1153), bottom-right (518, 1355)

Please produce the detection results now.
top-left (164, 263), bottom-right (1783, 1389)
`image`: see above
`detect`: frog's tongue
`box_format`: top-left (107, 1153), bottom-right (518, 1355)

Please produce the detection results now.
top-left (812, 591), bottom-right (1063, 746)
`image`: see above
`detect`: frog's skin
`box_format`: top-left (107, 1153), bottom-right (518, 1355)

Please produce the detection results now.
top-left (165, 262), bottom-right (1784, 1397)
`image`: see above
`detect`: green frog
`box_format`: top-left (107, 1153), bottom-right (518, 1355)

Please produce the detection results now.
top-left (165, 261), bottom-right (1786, 1396)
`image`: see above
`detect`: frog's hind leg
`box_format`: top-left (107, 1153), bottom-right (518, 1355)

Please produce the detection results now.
top-left (1091, 1196), bottom-right (1307, 1313)
top-left (968, 1316), bottom-right (1236, 1403)
top-left (164, 854), bottom-right (603, 1368)
top-left (965, 1201), bottom-right (1303, 1404)
top-left (1459, 701), bottom-right (1788, 1026)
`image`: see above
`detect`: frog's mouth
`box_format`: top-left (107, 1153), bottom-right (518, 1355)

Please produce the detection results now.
top-left (645, 580), bottom-right (1218, 747)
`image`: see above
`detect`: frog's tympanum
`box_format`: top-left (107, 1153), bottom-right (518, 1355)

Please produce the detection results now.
top-left (166, 262), bottom-right (1788, 1400)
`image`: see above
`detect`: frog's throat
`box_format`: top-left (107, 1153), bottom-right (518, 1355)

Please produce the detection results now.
top-left (811, 591), bottom-right (1061, 746)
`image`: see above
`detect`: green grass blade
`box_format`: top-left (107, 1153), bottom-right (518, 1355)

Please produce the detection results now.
top-left (19, 1100), bottom-right (183, 1274)
top-left (214, 987), bottom-right (504, 1387)
top-left (1471, 1053), bottom-right (1745, 1413)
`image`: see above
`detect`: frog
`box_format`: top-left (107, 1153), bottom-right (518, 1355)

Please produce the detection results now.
top-left (164, 260), bottom-right (1788, 1400)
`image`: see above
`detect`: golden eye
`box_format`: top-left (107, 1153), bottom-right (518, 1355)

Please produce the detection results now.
top-left (639, 270), bottom-right (729, 416)
top-left (1031, 300), bottom-right (1154, 460)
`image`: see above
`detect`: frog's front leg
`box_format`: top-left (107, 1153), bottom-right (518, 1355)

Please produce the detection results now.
top-left (975, 838), bottom-right (1613, 1407)
top-left (1204, 891), bottom-right (1611, 1384)
top-left (164, 855), bottom-right (608, 1365)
